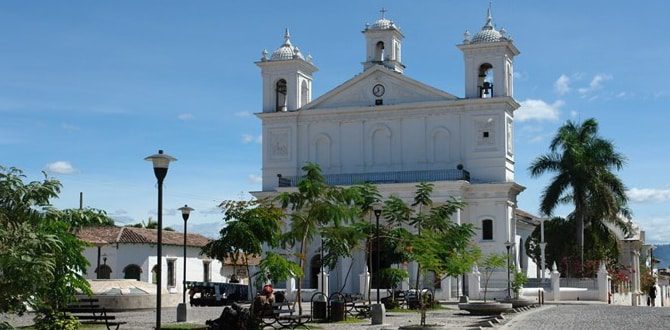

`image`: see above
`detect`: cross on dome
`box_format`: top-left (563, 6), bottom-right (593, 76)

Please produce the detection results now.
top-left (262, 28), bottom-right (307, 62)
top-left (484, 1), bottom-right (494, 29)
top-left (380, 7), bottom-right (387, 19)
top-left (283, 28), bottom-right (291, 46)
top-left (466, 1), bottom-right (511, 44)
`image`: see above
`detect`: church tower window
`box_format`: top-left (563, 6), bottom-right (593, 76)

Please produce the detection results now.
top-left (300, 80), bottom-right (309, 107)
top-left (482, 219), bottom-right (493, 240)
top-left (478, 63), bottom-right (494, 98)
top-left (375, 41), bottom-right (385, 61)
top-left (276, 79), bottom-right (288, 112)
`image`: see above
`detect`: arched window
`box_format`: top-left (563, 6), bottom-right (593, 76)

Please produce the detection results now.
top-left (478, 63), bottom-right (494, 98)
top-left (482, 219), bottom-right (493, 240)
top-left (96, 264), bottom-right (112, 279)
top-left (300, 80), bottom-right (309, 107)
top-left (372, 127), bottom-right (391, 166)
top-left (431, 128), bottom-right (450, 163)
top-left (123, 264), bottom-right (142, 281)
top-left (276, 79), bottom-right (287, 112)
top-left (315, 135), bottom-right (331, 168)
top-left (375, 41), bottom-right (385, 61)
top-left (309, 254), bottom-right (321, 289)
top-left (151, 265), bottom-right (158, 284)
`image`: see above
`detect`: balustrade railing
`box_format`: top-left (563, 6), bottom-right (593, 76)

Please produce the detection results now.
top-left (277, 169), bottom-right (470, 187)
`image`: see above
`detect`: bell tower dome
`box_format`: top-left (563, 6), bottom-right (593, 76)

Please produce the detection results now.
top-left (362, 9), bottom-right (405, 74)
top-left (458, 3), bottom-right (519, 99)
top-left (256, 29), bottom-right (318, 113)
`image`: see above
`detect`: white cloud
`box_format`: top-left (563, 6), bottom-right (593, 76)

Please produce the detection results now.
top-left (177, 113), bottom-right (194, 121)
top-left (242, 134), bottom-right (262, 144)
top-left (578, 74), bottom-right (612, 95)
top-left (61, 123), bottom-right (79, 132)
top-left (635, 216), bottom-right (670, 244)
top-left (529, 134), bottom-right (552, 143)
top-left (554, 74), bottom-right (571, 95)
top-left (198, 207), bottom-right (221, 215)
top-left (513, 71), bottom-right (528, 81)
top-left (627, 187), bottom-right (670, 203)
top-left (45, 161), bottom-right (76, 174)
top-left (149, 208), bottom-right (177, 216)
top-left (516, 99), bottom-right (563, 122)
top-left (235, 111), bottom-right (252, 118)
top-left (248, 174), bottom-right (262, 184)
top-left (570, 110), bottom-right (579, 118)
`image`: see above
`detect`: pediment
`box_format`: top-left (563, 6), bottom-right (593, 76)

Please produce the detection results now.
top-left (303, 66), bottom-right (457, 110)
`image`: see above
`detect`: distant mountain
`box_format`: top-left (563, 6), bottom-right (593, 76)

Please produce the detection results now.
top-left (653, 244), bottom-right (670, 268)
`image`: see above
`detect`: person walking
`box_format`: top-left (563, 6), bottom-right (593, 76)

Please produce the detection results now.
top-left (649, 284), bottom-right (657, 307)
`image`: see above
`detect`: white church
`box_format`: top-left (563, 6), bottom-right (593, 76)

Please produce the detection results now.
top-left (252, 7), bottom-right (539, 298)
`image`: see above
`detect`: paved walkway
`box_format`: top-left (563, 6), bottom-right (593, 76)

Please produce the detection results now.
top-left (502, 304), bottom-right (670, 329)
top-left (0, 303), bottom-right (501, 329)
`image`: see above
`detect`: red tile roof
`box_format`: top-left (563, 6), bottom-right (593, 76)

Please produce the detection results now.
top-left (76, 226), bottom-right (211, 247)
top-left (76, 226), bottom-right (261, 265)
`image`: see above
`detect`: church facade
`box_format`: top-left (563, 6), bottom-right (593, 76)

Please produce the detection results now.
top-left (252, 7), bottom-right (529, 296)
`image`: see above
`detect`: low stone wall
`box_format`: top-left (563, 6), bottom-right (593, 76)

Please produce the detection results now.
top-left (78, 293), bottom-right (183, 311)
top-left (611, 292), bottom-right (632, 305)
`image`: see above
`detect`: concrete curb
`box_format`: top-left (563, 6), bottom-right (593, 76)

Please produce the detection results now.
top-left (498, 305), bottom-right (555, 329)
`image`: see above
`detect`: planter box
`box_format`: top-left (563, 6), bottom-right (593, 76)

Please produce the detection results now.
top-left (458, 302), bottom-right (513, 315)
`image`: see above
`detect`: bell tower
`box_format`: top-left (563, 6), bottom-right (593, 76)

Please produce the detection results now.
top-left (362, 9), bottom-right (404, 74)
top-left (256, 29), bottom-right (318, 113)
top-left (458, 4), bottom-right (519, 99)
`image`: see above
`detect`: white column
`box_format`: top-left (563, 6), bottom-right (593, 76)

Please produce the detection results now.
top-left (400, 262), bottom-right (410, 291)
top-left (318, 269), bottom-right (329, 295)
top-left (286, 277), bottom-right (296, 301)
top-left (468, 265), bottom-right (481, 300)
top-left (597, 261), bottom-right (609, 302)
top-left (359, 265), bottom-right (370, 300)
top-left (439, 276), bottom-right (451, 300)
top-left (540, 242), bottom-right (547, 282)
top-left (551, 262), bottom-right (561, 301)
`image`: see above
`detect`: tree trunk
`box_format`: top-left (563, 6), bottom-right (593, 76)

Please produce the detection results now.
top-left (414, 226), bottom-right (422, 290)
top-left (244, 255), bottom-right (252, 301)
top-left (297, 233), bottom-right (308, 315)
top-left (575, 209), bottom-right (584, 274)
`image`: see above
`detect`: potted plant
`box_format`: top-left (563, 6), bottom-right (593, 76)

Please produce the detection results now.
top-left (380, 268), bottom-right (409, 310)
top-left (505, 269), bottom-right (533, 308)
top-left (458, 254), bottom-right (513, 315)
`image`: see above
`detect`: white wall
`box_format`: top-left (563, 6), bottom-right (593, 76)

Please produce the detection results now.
top-left (83, 243), bottom-right (232, 295)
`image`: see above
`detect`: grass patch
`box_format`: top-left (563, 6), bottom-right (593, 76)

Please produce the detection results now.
top-left (160, 323), bottom-right (208, 329)
top-left (18, 326), bottom-right (107, 330)
top-left (336, 318), bottom-right (365, 324)
top-left (387, 307), bottom-right (419, 313)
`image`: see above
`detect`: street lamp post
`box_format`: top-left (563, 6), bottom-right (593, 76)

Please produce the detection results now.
top-left (373, 207), bottom-right (382, 304)
top-left (505, 241), bottom-right (514, 299)
top-left (145, 150), bottom-right (176, 329)
top-left (177, 204), bottom-right (194, 322)
top-left (370, 203), bottom-right (385, 325)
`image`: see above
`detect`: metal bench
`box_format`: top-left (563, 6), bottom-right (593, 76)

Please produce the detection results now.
top-left (62, 298), bottom-right (126, 330)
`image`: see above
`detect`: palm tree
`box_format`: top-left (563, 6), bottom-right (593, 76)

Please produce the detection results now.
top-left (528, 118), bottom-right (629, 270)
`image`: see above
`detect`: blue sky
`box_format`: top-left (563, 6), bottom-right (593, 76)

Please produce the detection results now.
top-left (2, 1), bottom-right (669, 242)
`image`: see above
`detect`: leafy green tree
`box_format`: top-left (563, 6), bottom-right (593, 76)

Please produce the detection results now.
top-left (525, 216), bottom-right (618, 277)
top-left (202, 199), bottom-right (284, 298)
top-left (481, 254), bottom-right (507, 302)
top-left (277, 163), bottom-right (360, 314)
top-left (0, 166), bottom-right (112, 328)
top-left (529, 118), bottom-right (630, 269)
top-left (382, 183), bottom-right (477, 325)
